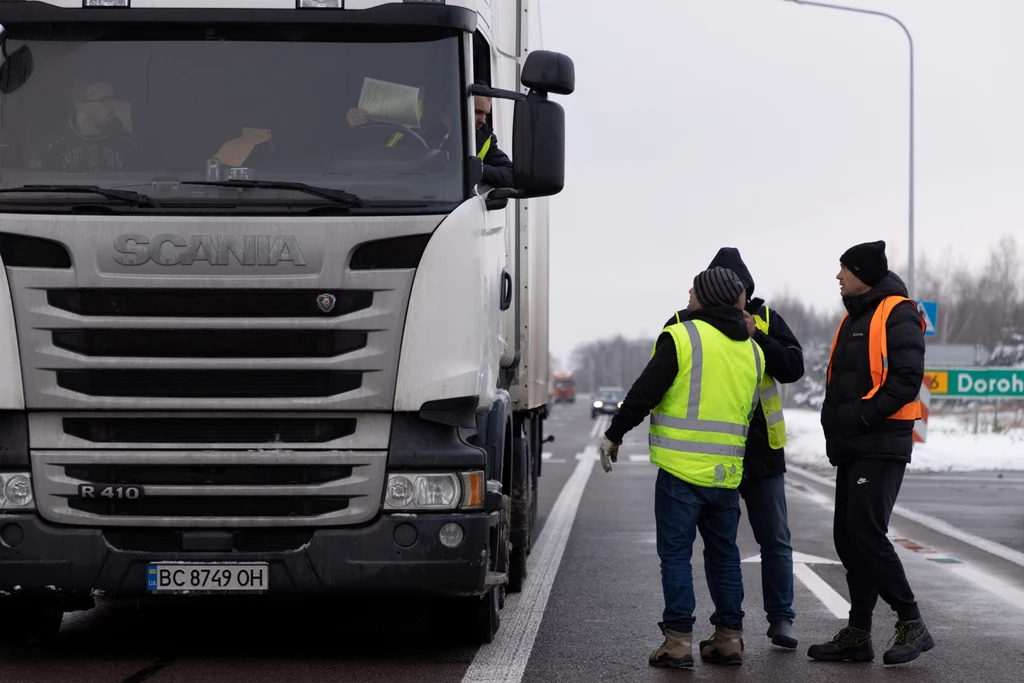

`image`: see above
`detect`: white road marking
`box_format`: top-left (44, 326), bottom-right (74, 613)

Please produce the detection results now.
top-left (792, 563), bottom-right (850, 619)
top-left (461, 448), bottom-right (597, 683)
top-left (745, 546), bottom-right (847, 619)
top-left (743, 551), bottom-right (840, 565)
top-left (544, 458), bottom-right (567, 464)
top-left (541, 452), bottom-right (553, 461)
top-left (628, 454), bottom-right (649, 463)
top-left (941, 562), bottom-right (1024, 612)
top-left (789, 465), bottom-right (1024, 569)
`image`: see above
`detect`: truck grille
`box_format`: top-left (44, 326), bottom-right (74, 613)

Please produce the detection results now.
top-left (47, 288), bottom-right (374, 318)
top-left (62, 464), bottom-right (355, 486)
top-left (55, 370), bottom-right (363, 399)
top-left (103, 530), bottom-right (314, 553)
top-left (52, 329), bottom-right (368, 358)
top-left (32, 450), bottom-right (387, 528)
top-left (62, 417), bottom-right (357, 444)
top-left (69, 496), bottom-right (351, 518)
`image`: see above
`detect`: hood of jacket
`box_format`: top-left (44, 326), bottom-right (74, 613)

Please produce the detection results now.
top-left (843, 271), bottom-right (910, 317)
top-left (689, 306), bottom-right (750, 342)
top-left (708, 247), bottom-right (755, 300)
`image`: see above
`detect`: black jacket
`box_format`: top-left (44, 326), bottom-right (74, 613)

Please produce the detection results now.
top-left (604, 306), bottom-right (750, 444)
top-left (477, 127), bottom-right (514, 189)
top-left (820, 271), bottom-right (925, 465)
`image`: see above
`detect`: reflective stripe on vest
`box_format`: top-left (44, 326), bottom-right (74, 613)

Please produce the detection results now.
top-left (752, 306), bottom-right (787, 449)
top-left (648, 319), bottom-right (764, 489)
top-left (386, 132), bottom-right (405, 148)
top-left (477, 135), bottom-right (492, 160)
top-left (827, 295), bottom-right (926, 421)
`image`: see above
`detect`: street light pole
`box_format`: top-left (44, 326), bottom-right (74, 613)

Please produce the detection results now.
top-left (782, 0), bottom-right (915, 299)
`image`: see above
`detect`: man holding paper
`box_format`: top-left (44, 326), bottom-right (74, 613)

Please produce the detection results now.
top-left (345, 78), bottom-right (513, 189)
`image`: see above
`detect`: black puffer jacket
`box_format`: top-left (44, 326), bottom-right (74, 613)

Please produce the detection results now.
top-left (820, 271), bottom-right (925, 465)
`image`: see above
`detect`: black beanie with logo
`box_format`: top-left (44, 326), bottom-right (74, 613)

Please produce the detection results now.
top-left (840, 240), bottom-right (888, 287)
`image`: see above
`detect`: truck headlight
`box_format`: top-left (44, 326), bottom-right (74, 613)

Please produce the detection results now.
top-left (385, 473), bottom-right (462, 511)
top-left (0, 473), bottom-right (35, 510)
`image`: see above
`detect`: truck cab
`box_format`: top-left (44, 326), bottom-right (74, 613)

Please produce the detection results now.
top-left (0, 0), bottom-right (573, 645)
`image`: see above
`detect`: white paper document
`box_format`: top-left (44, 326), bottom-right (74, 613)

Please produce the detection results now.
top-left (358, 78), bottom-right (421, 128)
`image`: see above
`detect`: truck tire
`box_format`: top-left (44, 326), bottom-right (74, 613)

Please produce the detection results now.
top-left (0, 598), bottom-right (63, 643)
top-left (508, 431), bottom-right (531, 593)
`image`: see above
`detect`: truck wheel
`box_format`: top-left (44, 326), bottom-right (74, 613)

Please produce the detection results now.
top-left (508, 432), bottom-right (531, 593)
top-left (444, 589), bottom-right (499, 647)
top-left (0, 598), bottom-right (63, 643)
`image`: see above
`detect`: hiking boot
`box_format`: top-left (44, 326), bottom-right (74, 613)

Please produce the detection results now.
top-left (807, 626), bottom-right (874, 662)
top-left (768, 620), bottom-right (798, 649)
top-left (699, 625), bottom-right (743, 665)
top-left (648, 623), bottom-right (693, 669)
top-left (883, 619), bottom-right (934, 665)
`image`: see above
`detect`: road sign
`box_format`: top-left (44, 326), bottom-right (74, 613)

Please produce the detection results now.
top-left (926, 368), bottom-right (1024, 398)
top-left (916, 300), bottom-right (938, 337)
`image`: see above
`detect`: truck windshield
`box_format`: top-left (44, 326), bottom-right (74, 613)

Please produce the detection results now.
top-left (0, 24), bottom-right (466, 211)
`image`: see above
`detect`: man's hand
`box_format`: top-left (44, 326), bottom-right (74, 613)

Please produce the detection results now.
top-left (346, 107), bottom-right (369, 128)
top-left (600, 437), bottom-right (620, 473)
top-left (743, 310), bottom-right (758, 337)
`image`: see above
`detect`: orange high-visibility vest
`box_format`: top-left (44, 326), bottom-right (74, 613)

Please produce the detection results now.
top-left (827, 295), bottom-right (926, 422)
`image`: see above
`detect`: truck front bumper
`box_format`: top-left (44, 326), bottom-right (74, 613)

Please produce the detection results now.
top-left (0, 512), bottom-right (496, 600)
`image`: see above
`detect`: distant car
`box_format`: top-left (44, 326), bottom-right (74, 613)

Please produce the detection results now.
top-left (592, 387), bottom-right (625, 419)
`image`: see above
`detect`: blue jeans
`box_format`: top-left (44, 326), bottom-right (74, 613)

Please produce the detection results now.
top-left (655, 468), bottom-right (744, 632)
top-left (739, 474), bottom-right (796, 625)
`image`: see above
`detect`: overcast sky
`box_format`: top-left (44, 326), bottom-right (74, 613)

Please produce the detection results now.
top-left (542, 0), bottom-right (1024, 368)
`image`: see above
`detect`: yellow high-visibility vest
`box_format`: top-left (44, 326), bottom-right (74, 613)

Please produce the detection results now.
top-left (752, 306), bottom-right (787, 449)
top-left (648, 319), bottom-right (764, 489)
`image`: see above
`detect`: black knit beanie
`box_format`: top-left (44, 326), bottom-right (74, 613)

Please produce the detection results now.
top-left (693, 267), bottom-right (745, 308)
top-left (840, 240), bottom-right (888, 287)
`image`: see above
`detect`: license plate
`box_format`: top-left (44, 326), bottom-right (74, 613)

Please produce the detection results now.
top-left (147, 563), bottom-right (269, 593)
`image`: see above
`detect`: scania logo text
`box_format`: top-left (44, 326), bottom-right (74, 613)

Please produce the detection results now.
top-left (112, 234), bottom-right (306, 266)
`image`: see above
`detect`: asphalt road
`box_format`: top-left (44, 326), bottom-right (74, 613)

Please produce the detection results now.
top-left (3, 401), bottom-right (1024, 682)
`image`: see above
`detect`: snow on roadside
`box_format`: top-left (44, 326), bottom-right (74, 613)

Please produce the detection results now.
top-left (784, 408), bottom-right (1024, 473)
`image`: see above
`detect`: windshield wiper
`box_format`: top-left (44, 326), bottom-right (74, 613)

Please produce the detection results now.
top-left (181, 180), bottom-right (369, 208)
top-left (0, 184), bottom-right (161, 207)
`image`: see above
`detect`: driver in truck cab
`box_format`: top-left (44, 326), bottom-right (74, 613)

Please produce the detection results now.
top-left (30, 77), bottom-right (139, 173)
top-left (345, 80), bottom-right (513, 188)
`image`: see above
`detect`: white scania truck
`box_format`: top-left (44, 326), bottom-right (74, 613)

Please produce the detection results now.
top-left (0, 0), bottom-right (573, 644)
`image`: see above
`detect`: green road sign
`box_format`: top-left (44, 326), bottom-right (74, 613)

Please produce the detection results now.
top-left (926, 368), bottom-right (1024, 398)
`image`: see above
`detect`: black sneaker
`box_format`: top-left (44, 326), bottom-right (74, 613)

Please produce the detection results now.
top-left (807, 626), bottom-right (874, 662)
top-left (883, 619), bottom-right (934, 665)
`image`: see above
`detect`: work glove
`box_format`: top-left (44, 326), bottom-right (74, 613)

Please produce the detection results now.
top-left (600, 437), bottom-right (620, 473)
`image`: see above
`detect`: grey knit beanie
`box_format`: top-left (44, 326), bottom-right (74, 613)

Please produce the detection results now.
top-left (693, 267), bottom-right (745, 308)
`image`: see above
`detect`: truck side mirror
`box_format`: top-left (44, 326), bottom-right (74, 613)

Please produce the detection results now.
top-left (511, 51), bottom-right (574, 199)
top-left (521, 50), bottom-right (575, 96)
